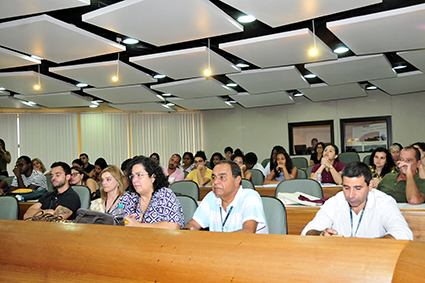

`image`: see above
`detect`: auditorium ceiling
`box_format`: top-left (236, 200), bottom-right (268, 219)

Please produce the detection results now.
top-left (0, 0), bottom-right (425, 111)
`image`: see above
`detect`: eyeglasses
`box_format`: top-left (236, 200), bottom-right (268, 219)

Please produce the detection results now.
top-left (71, 172), bottom-right (80, 177)
top-left (129, 172), bottom-right (149, 181)
top-left (194, 160), bottom-right (204, 164)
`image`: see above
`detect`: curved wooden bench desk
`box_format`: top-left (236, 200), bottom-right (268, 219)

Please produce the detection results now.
top-left (1, 220), bottom-right (424, 282)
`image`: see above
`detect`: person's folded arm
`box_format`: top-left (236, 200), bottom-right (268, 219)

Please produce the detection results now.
top-left (184, 219), bottom-right (202, 230)
top-left (234, 220), bottom-right (258, 233)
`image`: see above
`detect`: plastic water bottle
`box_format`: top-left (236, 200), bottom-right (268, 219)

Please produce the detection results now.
top-left (115, 203), bottom-right (125, 226)
top-left (317, 172), bottom-right (322, 184)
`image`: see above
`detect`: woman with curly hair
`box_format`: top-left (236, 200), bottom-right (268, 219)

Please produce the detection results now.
top-left (264, 150), bottom-right (298, 184)
top-left (209, 152), bottom-right (224, 169)
top-left (121, 156), bottom-right (184, 229)
top-left (369, 147), bottom-right (397, 187)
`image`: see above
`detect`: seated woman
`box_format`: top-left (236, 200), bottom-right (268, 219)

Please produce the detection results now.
top-left (90, 165), bottom-right (125, 215)
top-left (180, 152), bottom-right (195, 173)
top-left (310, 142), bottom-right (325, 166)
top-left (209, 152), bottom-right (223, 170)
top-left (264, 145), bottom-right (285, 177)
top-left (230, 149), bottom-right (252, 181)
top-left (412, 142), bottom-right (425, 179)
top-left (121, 156), bottom-right (184, 229)
top-left (70, 166), bottom-right (99, 198)
top-left (389, 143), bottom-right (402, 164)
top-left (92, 157), bottom-right (108, 181)
top-left (310, 144), bottom-right (344, 185)
top-left (264, 150), bottom-right (298, 184)
top-left (32, 158), bottom-right (48, 175)
top-left (369, 147), bottom-right (397, 187)
top-left (184, 151), bottom-right (212, 186)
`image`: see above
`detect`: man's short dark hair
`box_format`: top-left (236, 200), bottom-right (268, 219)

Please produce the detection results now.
top-left (245, 152), bottom-right (258, 165)
top-left (403, 146), bottom-right (421, 162)
top-left (224, 146), bottom-right (233, 154)
top-left (121, 158), bottom-right (133, 173)
top-left (194, 151), bottom-right (207, 161)
top-left (18, 155), bottom-right (31, 165)
top-left (341, 161), bottom-right (372, 186)
top-left (216, 160), bottom-right (241, 180)
top-left (311, 138), bottom-right (318, 143)
top-left (72, 159), bottom-right (83, 167)
top-left (51, 162), bottom-right (71, 175)
top-left (172, 153), bottom-right (182, 162)
top-left (80, 153), bottom-right (88, 159)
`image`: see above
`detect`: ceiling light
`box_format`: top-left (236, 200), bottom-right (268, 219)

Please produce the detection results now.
top-left (392, 62), bottom-right (407, 70)
top-left (304, 73), bottom-right (317, 79)
top-left (0, 87), bottom-right (5, 91)
top-left (166, 102), bottom-right (175, 107)
top-left (226, 83), bottom-right (238, 87)
top-left (227, 99), bottom-right (237, 104)
top-left (33, 84), bottom-right (41, 91)
top-left (237, 15), bottom-right (256, 23)
top-left (309, 19), bottom-right (318, 58)
top-left (123, 38), bottom-right (139, 44)
top-left (293, 92), bottom-right (304, 97)
top-left (365, 84), bottom-right (378, 90)
top-left (309, 48), bottom-right (318, 57)
top-left (89, 104), bottom-right (99, 108)
top-left (333, 46), bottom-right (350, 54)
top-left (31, 55), bottom-right (43, 60)
top-left (236, 63), bottom-right (249, 68)
top-left (154, 74), bottom-right (166, 79)
top-left (156, 94), bottom-right (165, 101)
top-left (204, 68), bottom-right (212, 77)
top-left (162, 93), bottom-right (172, 97)
top-left (76, 82), bottom-right (88, 88)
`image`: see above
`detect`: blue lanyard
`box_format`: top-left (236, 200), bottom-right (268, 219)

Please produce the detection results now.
top-left (350, 208), bottom-right (365, 237)
top-left (219, 206), bottom-right (233, 232)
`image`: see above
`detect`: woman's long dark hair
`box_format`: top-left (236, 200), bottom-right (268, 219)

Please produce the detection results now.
top-left (209, 152), bottom-right (224, 169)
top-left (127, 156), bottom-right (168, 195)
top-left (369, 147), bottom-right (396, 177)
top-left (274, 150), bottom-right (293, 175)
top-left (270, 145), bottom-right (285, 172)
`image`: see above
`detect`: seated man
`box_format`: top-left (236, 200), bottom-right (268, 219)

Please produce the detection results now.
top-left (184, 151), bottom-right (212, 186)
top-left (163, 154), bottom-right (184, 185)
top-left (245, 152), bottom-right (266, 177)
top-left (9, 155), bottom-right (47, 193)
top-left (24, 162), bottom-right (81, 220)
top-left (184, 160), bottom-right (268, 233)
top-left (302, 161), bottom-right (412, 240)
top-left (378, 146), bottom-right (425, 204)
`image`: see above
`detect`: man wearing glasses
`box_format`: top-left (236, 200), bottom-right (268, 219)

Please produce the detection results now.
top-left (184, 160), bottom-right (268, 233)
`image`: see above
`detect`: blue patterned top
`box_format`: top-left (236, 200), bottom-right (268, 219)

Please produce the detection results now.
top-left (120, 187), bottom-right (184, 228)
top-left (275, 172), bottom-right (285, 182)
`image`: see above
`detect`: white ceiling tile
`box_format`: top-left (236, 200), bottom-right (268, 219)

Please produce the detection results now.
top-left (398, 49), bottom-right (425, 74)
top-left (130, 47), bottom-right (240, 80)
top-left (15, 92), bottom-right (91, 108)
top-left (220, 0), bottom-right (381, 28)
top-left (370, 71), bottom-right (425, 95)
top-left (151, 77), bottom-right (236, 99)
top-left (0, 47), bottom-right (41, 70)
top-left (0, 71), bottom-right (79, 95)
top-left (83, 85), bottom-right (162, 104)
top-left (230, 91), bottom-right (294, 108)
top-left (305, 54), bottom-right (396, 85)
top-left (50, 61), bottom-right (156, 88)
top-left (220, 28), bottom-right (337, 68)
top-left (299, 83), bottom-right (367, 102)
top-left (0, 15), bottom-right (125, 63)
top-left (172, 97), bottom-right (233, 110)
top-left (0, 96), bottom-right (41, 109)
top-left (227, 66), bottom-right (309, 94)
top-left (327, 3), bottom-right (425, 55)
top-left (82, 0), bottom-right (243, 46)
top-left (0, 0), bottom-right (90, 20)
top-left (108, 102), bottom-right (176, 112)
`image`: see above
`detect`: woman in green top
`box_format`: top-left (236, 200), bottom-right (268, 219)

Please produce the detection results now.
top-left (0, 139), bottom-right (11, 177)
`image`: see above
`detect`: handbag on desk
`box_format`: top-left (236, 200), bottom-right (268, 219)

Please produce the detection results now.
top-left (73, 208), bottom-right (116, 225)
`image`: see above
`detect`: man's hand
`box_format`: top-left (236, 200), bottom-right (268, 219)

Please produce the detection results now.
top-left (320, 228), bottom-right (339, 236)
top-left (397, 161), bottom-right (412, 176)
top-left (12, 167), bottom-right (20, 177)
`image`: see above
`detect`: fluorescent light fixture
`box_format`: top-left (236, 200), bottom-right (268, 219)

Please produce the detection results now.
top-left (226, 83), bottom-right (238, 87)
top-left (236, 63), bottom-right (249, 68)
top-left (227, 99), bottom-right (237, 104)
top-left (154, 74), bottom-right (166, 79)
top-left (162, 93), bottom-right (172, 97)
top-left (392, 63), bottom-right (407, 70)
top-left (31, 54), bottom-right (43, 60)
top-left (89, 104), bottom-right (98, 108)
top-left (225, 101), bottom-right (233, 106)
top-left (156, 94), bottom-right (165, 101)
top-left (304, 73), bottom-right (317, 79)
top-left (0, 87), bottom-right (5, 90)
top-left (20, 100), bottom-right (37, 107)
top-left (293, 92), bottom-right (304, 97)
top-left (123, 38), bottom-right (139, 44)
top-left (166, 102), bottom-right (175, 107)
top-left (333, 46), bottom-right (350, 54)
top-left (366, 84), bottom-right (378, 90)
top-left (238, 15), bottom-right (256, 23)
top-left (76, 82), bottom-right (88, 88)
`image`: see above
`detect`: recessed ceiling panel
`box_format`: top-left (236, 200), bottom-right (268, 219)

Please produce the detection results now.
top-left (15, 92), bottom-right (91, 108)
top-left (0, 71), bottom-right (79, 95)
top-left (230, 91), bottom-right (294, 108)
top-left (398, 49), bottom-right (425, 74)
top-left (0, 0), bottom-right (90, 20)
top-left (151, 77), bottom-right (236, 99)
top-left (84, 85), bottom-right (162, 104)
top-left (50, 61), bottom-right (156, 88)
top-left (299, 83), bottom-right (367, 102)
top-left (327, 4), bottom-right (425, 55)
top-left (0, 47), bottom-right (40, 70)
top-left (82, 0), bottom-right (243, 46)
top-left (0, 97), bottom-right (41, 109)
top-left (305, 54), bottom-right (396, 86)
top-left (370, 71), bottom-right (425, 95)
top-left (227, 66), bottom-right (309, 94)
top-left (220, 0), bottom-right (381, 28)
top-left (130, 47), bottom-right (240, 80)
top-left (220, 29), bottom-right (337, 68)
top-left (171, 97), bottom-right (233, 110)
top-left (109, 102), bottom-right (176, 112)
top-left (0, 15), bottom-right (125, 63)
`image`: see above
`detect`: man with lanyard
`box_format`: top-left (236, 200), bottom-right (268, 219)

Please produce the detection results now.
top-left (302, 161), bottom-right (412, 239)
top-left (24, 162), bottom-right (80, 220)
top-left (184, 160), bottom-right (268, 233)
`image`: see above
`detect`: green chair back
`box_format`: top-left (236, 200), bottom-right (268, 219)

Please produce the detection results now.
top-left (241, 178), bottom-right (255, 190)
top-left (261, 158), bottom-right (270, 168)
top-left (297, 169), bottom-right (307, 179)
top-left (292, 157), bottom-right (308, 169)
top-left (71, 185), bottom-right (91, 209)
top-left (0, 196), bottom-right (19, 220)
top-left (177, 195), bottom-right (198, 225)
top-left (275, 179), bottom-right (323, 199)
top-left (305, 165), bottom-right (315, 178)
top-left (261, 196), bottom-right (287, 235)
top-left (339, 152), bottom-right (360, 165)
top-left (170, 180), bottom-right (200, 201)
top-left (363, 155), bottom-right (371, 165)
top-left (248, 169), bottom-right (264, 186)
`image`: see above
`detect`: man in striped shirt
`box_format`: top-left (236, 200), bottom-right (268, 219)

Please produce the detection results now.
top-left (184, 160), bottom-right (268, 233)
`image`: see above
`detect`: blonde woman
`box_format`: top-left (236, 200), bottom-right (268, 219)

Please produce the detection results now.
top-left (90, 165), bottom-right (125, 216)
top-left (32, 158), bottom-right (48, 174)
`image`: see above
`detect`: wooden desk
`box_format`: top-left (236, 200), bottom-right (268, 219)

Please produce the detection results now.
top-left (1, 220), bottom-right (425, 282)
top-left (18, 201), bottom-right (33, 220)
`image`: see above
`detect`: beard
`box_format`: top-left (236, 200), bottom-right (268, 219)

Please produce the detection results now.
top-left (53, 180), bottom-right (66, 190)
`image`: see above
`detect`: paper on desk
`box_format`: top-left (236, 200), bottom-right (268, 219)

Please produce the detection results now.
top-left (321, 183), bottom-right (338, 187)
top-left (278, 192), bottom-right (322, 207)
top-left (263, 183), bottom-right (278, 187)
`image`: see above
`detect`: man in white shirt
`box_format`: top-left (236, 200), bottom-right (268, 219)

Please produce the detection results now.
top-left (302, 161), bottom-right (413, 240)
top-left (245, 152), bottom-right (266, 177)
top-left (10, 155), bottom-right (47, 192)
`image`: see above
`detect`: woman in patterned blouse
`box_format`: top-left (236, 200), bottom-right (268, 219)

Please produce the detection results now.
top-left (121, 156), bottom-right (184, 229)
top-left (369, 147), bottom-right (397, 187)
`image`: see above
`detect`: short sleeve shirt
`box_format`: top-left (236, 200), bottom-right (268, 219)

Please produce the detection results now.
top-left (11, 169), bottom-right (47, 191)
top-left (311, 161), bottom-right (345, 184)
top-left (186, 168), bottom-right (213, 186)
top-left (38, 187), bottom-right (81, 220)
